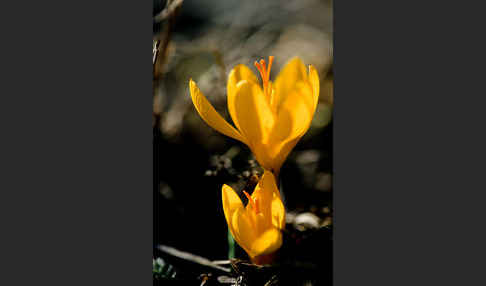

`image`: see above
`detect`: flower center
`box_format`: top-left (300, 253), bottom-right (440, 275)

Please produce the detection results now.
top-left (243, 190), bottom-right (260, 214)
top-left (254, 56), bottom-right (274, 97)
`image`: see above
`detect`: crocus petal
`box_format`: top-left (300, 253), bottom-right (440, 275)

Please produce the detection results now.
top-left (222, 184), bottom-right (244, 214)
top-left (232, 80), bottom-right (275, 170)
top-left (268, 81), bottom-right (313, 144)
top-left (249, 228), bottom-right (283, 258)
top-left (233, 80), bottom-right (274, 143)
top-left (222, 184), bottom-right (255, 254)
top-left (308, 65), bottom-right (320, 111)
top-left (231, 207), bottom-right (257, 255)
top-left (222, 171), bottom-right (286, 260)
top-left (276, 80), bottom-right (315, 138)
top-left (267, 81), bottom-right (314, 172)
top-left (251, 172), bottom-right (275, 211)
top-left (189, 79), bottom-right (247, 144)
top-left (248, 171), bottom-right (273, 229)
top-left (270, 137), bottom-right (300, 177)
top-left (227, 64), bottom-right (258, 132)
top-left (266, 174), bottom-right (286, 230)
top-left (253, 171), bottom-right (286, 230)
top-left (271, 193), bottom-right (286, 230)
top-left (272, 57), bottom-right (308, 111)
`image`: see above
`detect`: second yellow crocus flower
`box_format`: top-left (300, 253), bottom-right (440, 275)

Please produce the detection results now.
top-left (189, 56), bottom-right (320, 174)
top-left (222, 170), bottom-right (285, 262)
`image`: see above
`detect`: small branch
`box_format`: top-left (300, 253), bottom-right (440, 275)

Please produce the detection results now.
top-left (153, 0), bottom-right (182, 80)
top-left (212, 260), bottom-right (232, 265)
top-left (153, 40), bottom-right (161, 66)
top-left (157, 244), bottom-right (232, 273)
top-left (154, 0), bottom-right (184, 23)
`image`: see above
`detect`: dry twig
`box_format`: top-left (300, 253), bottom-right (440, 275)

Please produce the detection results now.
top-left (154, 0), bottom-right (184, 23)
top-left (157, 244), bottom-right (232, 273)
top-left (153, 40), bottom-right (161, 66)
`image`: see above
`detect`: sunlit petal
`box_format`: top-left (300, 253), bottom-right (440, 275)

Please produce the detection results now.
top-left (308, 65), bottom-right (320, 111)
top-left (231, 207), bottom-right (257, 255)
top-left (272, 57), bottom-right (308, 111)
top-left (189, 80), bottom-right (247, 144)
top-left (266, 176), bottom-right (286, 230)
top-left (253, 171), bottom-right (285, 230)
top-left (231, 80), bottom-right (276, 170)
top-left (266, 80), bottom-right (314, 171)
top-left (222, 184), bottom-right (244, 214)
top-left (270, 137), bottom-right (300, 177)
top-left (252, 171), bottom-right (276, 210)
top-left (227, 65), bottom-right (258, 132)
top-left (222, 185), bottom-right (255, 254)
top-left (249, 228), bottom-right (282, 258)
top-left (276, 80), bottom-right (314, 139)
top-left (233, 80), bottom-right (274, 144)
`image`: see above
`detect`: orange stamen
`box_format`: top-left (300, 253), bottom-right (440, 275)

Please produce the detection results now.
top-left (243, 190), bottom-right (260, 214)
top-left (243, 191), bottom-right (255, 209)
top-left (254, 197), bottom-right (260, 214)
top-left (254, 56), bottom-right (274, 97)
top-left (259, 59), bottom-right (266, 73)
top-left (266, 56), bottom-right (274, 80)
top-left (254, 62), bottom-right (264, 80)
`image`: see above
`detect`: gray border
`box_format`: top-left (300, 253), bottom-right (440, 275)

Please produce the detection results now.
top-left (334, 0), bottom-right (486, 285)
top-left (0, 0), bottom-right (152, 285)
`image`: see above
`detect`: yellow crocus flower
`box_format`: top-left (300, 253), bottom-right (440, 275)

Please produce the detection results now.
top-left (189, 56), bottom-right (320, 174)
top-left (222, 170), bottom-right (285, 263)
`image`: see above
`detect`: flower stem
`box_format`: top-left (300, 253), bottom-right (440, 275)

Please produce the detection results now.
top-left (227, 228), bottom-right (235, 259)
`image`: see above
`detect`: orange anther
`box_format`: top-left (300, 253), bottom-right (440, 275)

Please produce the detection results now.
top-left (254, 61), bottom-right (264, 79)
top-left (259, 59), bottom-right (266, 73)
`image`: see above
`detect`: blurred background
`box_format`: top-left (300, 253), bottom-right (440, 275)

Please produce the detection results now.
top-left (153, 0), bottom-right (333, 284)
